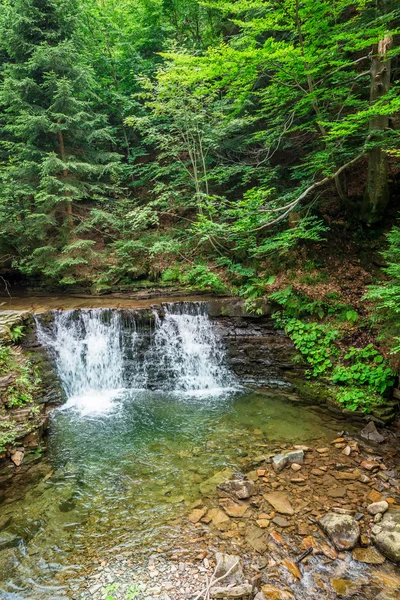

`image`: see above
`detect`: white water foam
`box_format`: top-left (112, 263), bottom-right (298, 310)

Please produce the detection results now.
top-left (35, 303), bottom-right (236, 414)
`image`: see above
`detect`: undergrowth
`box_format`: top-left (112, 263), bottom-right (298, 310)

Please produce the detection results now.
top-left (269, 286), bottom-right (395, 413)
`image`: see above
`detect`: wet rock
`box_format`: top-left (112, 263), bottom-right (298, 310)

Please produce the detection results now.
top-left (214, 553), bottom-right (243, 585)
top-left (352, 547), bottom-right (385, 564)
top-left (200, 468), bottom-right (234, 496)
top-left (373, 509), bottom-right (400, 562)
top-left (361, 460), bottom-right (380, 471)
top-left (261, 585), bottom-right (294, 600)
top-left (360, 421), bottom-right (385, 444)
top-left (319, 513), bottom-right (360, 550)
top-left (367, 501), bottom-right (389, 516)
top-left (211, 584), bottom-right (253, 598)
top-left (290, 463), bottom-right (301, 472)
top-left (0, 531), bottom-right (20, 550)
top-left (330, 579), bottom-right (361, 597)
top-left (281, 558), bottom-right (301, 580)
top-left (217, 474), bottom-right (255, 499)
top-left (368, 489), bottom-right (383, 503)
top-left (264, 492), bottom-right (294, 515)
top-left (272, 455), bottom-right (287, 473)
top-left (222, 499), bottom-right (249, 518)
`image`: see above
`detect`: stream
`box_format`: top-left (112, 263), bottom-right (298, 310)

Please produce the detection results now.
top-left (0, 302), bottom-right (399, 599)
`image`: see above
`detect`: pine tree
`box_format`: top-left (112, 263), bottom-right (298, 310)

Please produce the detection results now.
top-left (0, 0), bottom-right (121, 284)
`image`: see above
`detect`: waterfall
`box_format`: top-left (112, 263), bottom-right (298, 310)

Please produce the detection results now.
top-left (35, 303), bottom-right (235, 412)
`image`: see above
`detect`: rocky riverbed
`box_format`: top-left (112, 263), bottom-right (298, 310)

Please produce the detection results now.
top-left (73, 419), bottom-right (400, 600)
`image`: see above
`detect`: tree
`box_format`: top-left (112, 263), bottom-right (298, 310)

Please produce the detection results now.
top-left (0, 0), bottom-right (121, 284)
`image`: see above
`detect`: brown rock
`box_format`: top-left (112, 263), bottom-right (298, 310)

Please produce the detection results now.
top-left (331, 438), bottom-right (346, 444)
top-left (208, 508), bottom-right (231, 530)
top-left (361, 460), bottom-right (380, 471)
top-left (291, 463), bottom-right (301, 472)
top-left (320, 544), bottom-right (337, 560)
top-left (282, 558), bottom-right (301, 580)
top-left (330, 579), bottom-right (361, 597)
top-left (264, 492), bottom-right (294, 515)
top-left (342, 446), bottom-right (351, 456)
top-left (270, 531), bottom-right (285, 546)
top-left (10, 449), bottom-right (24, 467)
top-left (316, 448), bottom-right (329, 454)
top-left (222, 499), bottom-right (249, 518)
top-left (327, 487), bottom-right (347, 498)
top-left (352, 547), bottom-right (385, 564)
top-left (261, 585), bottom-right (294, 600)
top-left (311, 468), bottom-right (325, 476)
top-left (272, 516), bottom-right (290, 527)
top-left (367, 489), bottom-right (383, 503)
top-left (245, 526), bottom-right (268, 553)
top-left (189, 508), bottom-right (207, 523)
top-left (256, 519), bottom-right (270, 528)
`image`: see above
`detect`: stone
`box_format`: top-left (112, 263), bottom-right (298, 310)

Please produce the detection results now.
top-left (272, 516), bottom-right (290, 527)
top-left (342, 446), bottom-right (351, 456)
top-left (218, 474), bottom-right (255, 499)
top-left (10, 449), bottom-right (24, 467)
top-left (360, 421), bottom-right (385, 444)
top-left (256, 519), bottom-right (270, 528)
top-left (373, 509), bottom-right (400, 562)
top-left (352, 547), bottom-right (385, 564)
top-left (330, 579), bottom-right (361, 597)
top-left (371, 571), bottom-right (400, 591)
top-left (332, 437), bottom-right (346, 444)
top-left (200, 469), bottom-right (234, 496)
top-left (361, 460), bottom-right (380, 471)
top-left (254, 593), bottom-right (266, 600)
top-left (291, 463), bottom-right (301, 472)
top-left (326, 486), bottom-right (347, 498)
top-left (264, 492), bottom-right (294, 515)
top-left (210, 584), bottom-right (253, 598)
top-left (319, 513), bottom-right (360, 550)
top-left (245, 526), bottom-right (268, 553)
top-left (0, 531), bottom-right (20, 550)
top-left (214, 553), bottom-right (243, 586)
top-left (272, 450), bottom-right (304, 472)
top-left (311, 468), bottom-right (325, 476)
top-left (368, 489), bottom-right (383, 503)
top-left (189, 508), bottom-right (207, 523)
top-left (368, 501), bottom-right (389, 516)
top-left (222, 499), bottom-right (249, 518)
top-left (208, 508), bottom-right (231, 530)
top-left (320, 544), bottom-right (337, 560)
top-left (282, 558), bottom-right (301, 580)
top-left (261, 585), bottom-right (294, 600)
top-left (316, 448), bottom-right (329, 453)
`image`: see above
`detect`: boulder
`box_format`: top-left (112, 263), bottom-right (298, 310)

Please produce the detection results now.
top-left (214, 553), bottom-right (243, 585)
top-left (360, 421), bottom-right (385, 444)
top-left (319, 513), bottom-right (360, 550)
top-left (367, 501), bottom-right (389, 516)
top-left (373, 509), bottom-right (400, 563)
top-left (218, 473), bottom-right (255, 499)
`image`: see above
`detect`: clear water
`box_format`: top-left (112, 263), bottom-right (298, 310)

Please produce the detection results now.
top-left (0, 304), bottom-right (346, 599)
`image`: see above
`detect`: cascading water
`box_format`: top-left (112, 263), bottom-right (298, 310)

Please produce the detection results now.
top-left (35, 302), bottom-right (236, 412)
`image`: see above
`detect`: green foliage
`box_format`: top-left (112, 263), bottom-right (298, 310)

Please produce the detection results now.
top-left (272, 289), bottom-right (395, 413)
top-left (332, 344), bottom-right (395, 395)
top-left (285, 319), bottom-right (339, 377)
top-left (367, 221), bottom-right (400, 352)
top-left (180, 264), bottom-right (226, 293)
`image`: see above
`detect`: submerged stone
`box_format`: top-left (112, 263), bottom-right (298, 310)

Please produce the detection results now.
top-left (200, 468), bottom-right (234, 496)
top-left (264, 492), bottom-right (294, 515)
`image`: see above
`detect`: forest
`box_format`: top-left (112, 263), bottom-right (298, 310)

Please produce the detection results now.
top-left (0, 0), bottom-right (399, 414)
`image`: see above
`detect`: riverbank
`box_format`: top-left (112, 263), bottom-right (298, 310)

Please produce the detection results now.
top-left (75, 418), bottom-right (400, 600)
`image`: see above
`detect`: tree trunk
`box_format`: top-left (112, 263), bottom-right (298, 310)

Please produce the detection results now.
top-left (362, 34), bottom-right (393, 223)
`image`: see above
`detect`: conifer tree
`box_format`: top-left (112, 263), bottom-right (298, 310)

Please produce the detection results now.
top-left (0, 0), bottom-right (121, 284)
